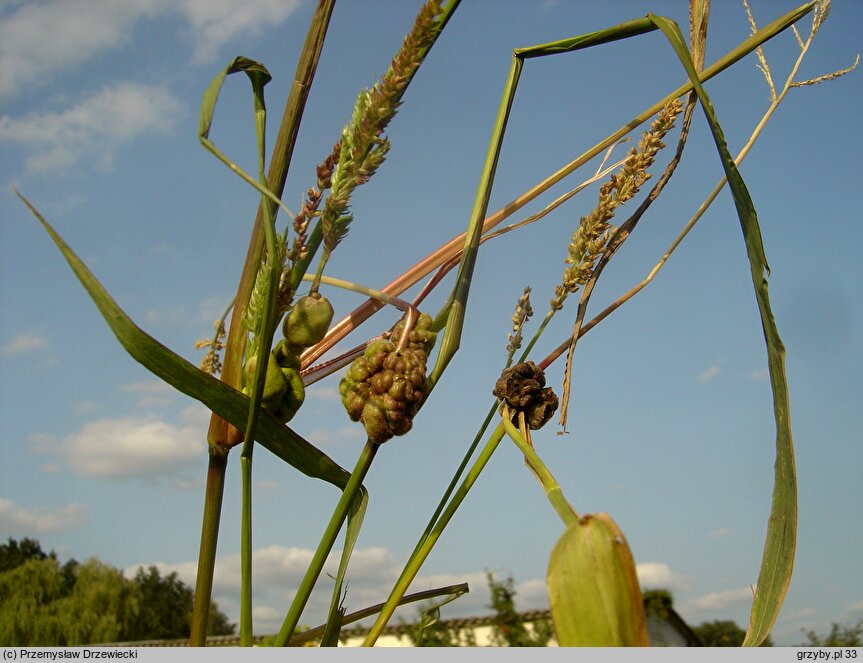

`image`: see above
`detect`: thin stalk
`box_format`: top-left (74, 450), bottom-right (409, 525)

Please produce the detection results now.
top-left (237, 67), bottom-right (279, 645)
top-left (189, 449), bottom-right (228, 645)
top-left (430, 55), bottom-right (524, 385)
top-left (408, 153), bottom-right (628, 311)
top-left (362, 8), bottom-right (813, 645)
top-left (191, 1), bottom-right (335, 643)
top-left (539, 17), bottom-right (826, 371)
top-left (288, 583), bottom-right (469, 646)
top-left (500, 416), bottom-right (578, 526)
top-left (208, 0), bottom-right (335, 451)
top-left (301, 1), bottom-right (815, 370)
top-left (239, 455), bottom-right (253, 644)
top-left (362, 421), bottom-right (507, 646)
top-left (273, 441), bottom-right (379, 647)
top-left (302, 274), bottom-right (413, 312)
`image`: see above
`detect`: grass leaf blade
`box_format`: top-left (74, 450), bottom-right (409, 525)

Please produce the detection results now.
top-left (647, 13), bottom-right (801, 646)
top-left (17, 191), bottom-right (352, 490)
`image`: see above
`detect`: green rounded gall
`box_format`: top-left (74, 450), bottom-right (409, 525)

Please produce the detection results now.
top-left (365, 339), bottom-right (395, 359)
top-left (283, 294), bottom-right (334, 349)
top-left (273, 367), bottom-right (305, 423)
top-left (360, 400), bottom-right (393, 444)
top-left (390, 312), bottom-right (437, 353)
top-left (272, 340), bottom-right (301, 370)
top-left (244, 353), bottom-right (288, 412)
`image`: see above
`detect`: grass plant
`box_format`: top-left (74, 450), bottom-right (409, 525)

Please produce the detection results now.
top-left (17, 0), bottom-right (858, 647)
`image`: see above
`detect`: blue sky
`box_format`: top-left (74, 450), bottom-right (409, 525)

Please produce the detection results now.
top-left (1, 0), bottom-right (861, 646)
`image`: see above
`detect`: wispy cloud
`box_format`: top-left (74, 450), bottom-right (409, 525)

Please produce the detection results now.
top-left (0, 331), bottom-right (49, 357)
top-left (748, 368), bottom-right (769, 380)
top-left (636, 562), bottom-right (689, 592)
top-left (304, 426), bottom-right (365, 448)
top-left (181, 0), bottom-right (303, 63)
top-left (708, 527), bottom-right (730, 540)
top-left (691, 587), bottom-right (753, 611)
top-left (0, 497), bottom-right (88, 534)
top-left (71, 400), bottom-right (101, 415)
top-left (120, 379), bottom-right (175, 408)
top-left (698, 364), bottom-right (721, 383)
top-left (0, 0), bottom-right (162, 99)
top-left (0, 82), bottom-right (183, 175)
top-left (0, 0), bottom-right (303, 99)
top-left (126, 546), bottom-right (539, 634)
top-left (43, 405), bottom-right (207, 479)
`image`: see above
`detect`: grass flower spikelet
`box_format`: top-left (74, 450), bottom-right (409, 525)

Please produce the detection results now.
top-left (551, 99), bottom-right (683, 311)
top-left (320, 0), bottom-right (445, 255)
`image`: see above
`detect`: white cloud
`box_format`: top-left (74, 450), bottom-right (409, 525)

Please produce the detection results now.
top-left (0, 331), bottom-right (49, 356)
top-left (125, 546), bottom-right (513, 634)
top-left (0, 497), bottom-right (88, 534)
top-left (636, 562), bottom-right (689, 592)
top-left (691, 587), bottom-right (753, 611)
top-left (180, 0), bottom-right (303, 63)
top-left (0, 82), bottom-right (183, 175)
top-left (145, 304), bottom-right (190, 328)
top-left (304, 426), bottom-right (365, 447)
top-left (708, 527), bottom-right (730, 540)
top-left (120, 380), bottom-right (174, 394)
top-left (120, 379), bottom-right (176, 408)
top-left (514, 578), bottom-right (551, 610)
top-left (698, 364), bottom-right (721, 383)
top-left (56, 407), bottom-right (206, 478)
top-left (0, 0), bottom-right (303, 99)
top-left (71, 400), bottom-right (101, 415)
top-left (749, 368), bottom-right (769, 380)
top-left (0, 0), bottom-right (164, 98)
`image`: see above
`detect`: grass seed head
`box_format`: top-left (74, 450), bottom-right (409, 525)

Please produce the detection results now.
top-left (551, 99), bottom-right (683, 312)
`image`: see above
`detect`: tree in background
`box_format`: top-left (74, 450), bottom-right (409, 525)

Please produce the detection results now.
top-left (693, 619), bottom-right (773, 647)
top-left (404, 604), bottom-right (474, 647)
top-left (405, 572), bottom-right (551, 646)
top-left (122, 565), bottom-right (234, 641)
top-left (0, 557), bottom-right (137, 646)
top-left (0, 537), bottom-right (50, 572)
top-left (802, 619), bottom-right (863, 647)
top-left (0, 538), bottom-right (233, 645)
top-left (486, 572), bottom-right (553, 647)
top-left (643, 589), bottom-right (675, 620)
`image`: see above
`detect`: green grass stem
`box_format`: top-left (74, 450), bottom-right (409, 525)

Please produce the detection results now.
top-left (501, 416), bottom-right (578, 527)
top-left (362, 421), bottom-right (507, 646)
top-left (273, 441), bottom-right (379, 647)
top-left (189, 450), bottom-right (229, 645)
